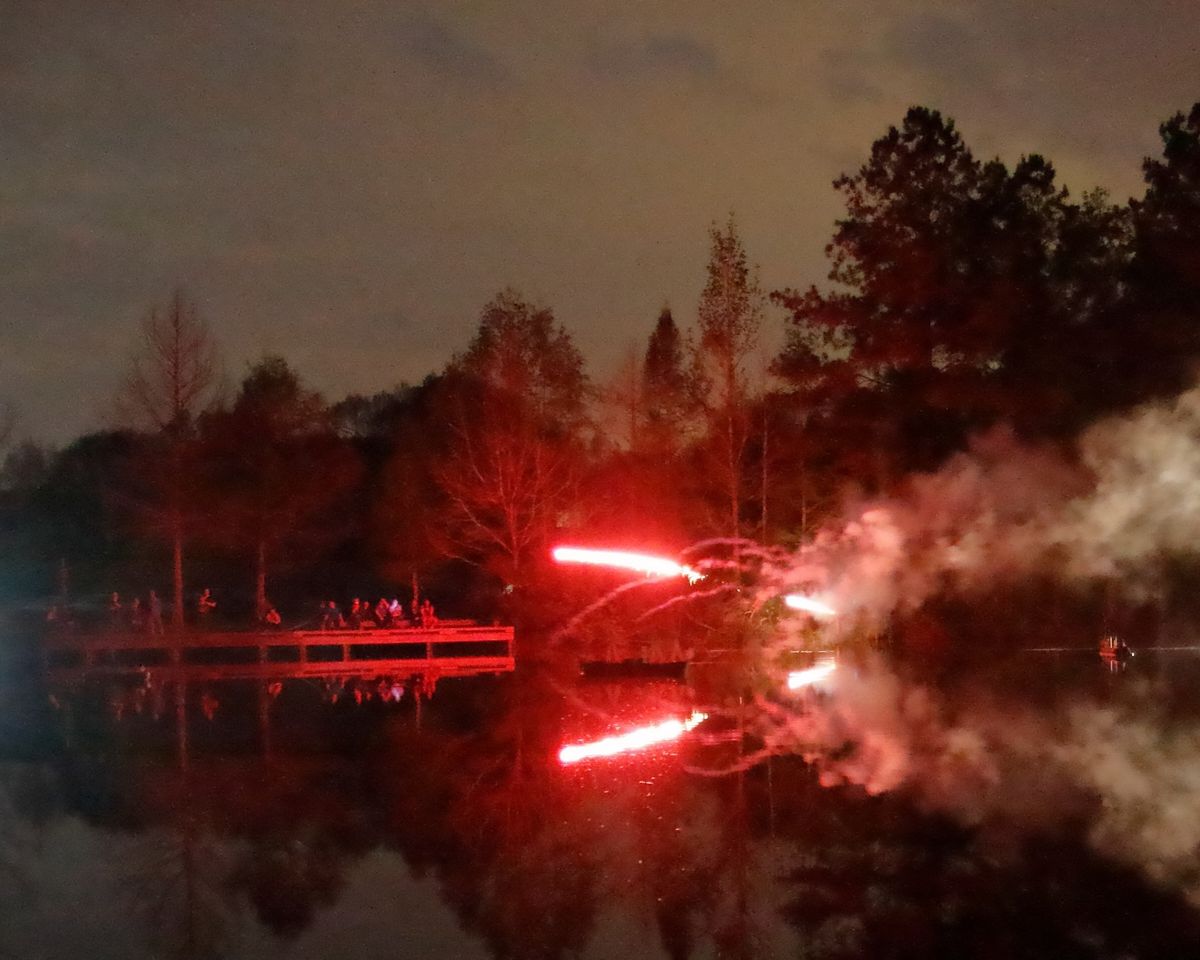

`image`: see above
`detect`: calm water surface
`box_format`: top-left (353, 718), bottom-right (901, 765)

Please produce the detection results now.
top-left (2, 633), bottom-right (1199, 959)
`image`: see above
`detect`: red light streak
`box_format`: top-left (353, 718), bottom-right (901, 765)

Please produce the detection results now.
top-left (783, 594), bottom-right (837, 618)
top-left (787, 662), bottom-right (837, 690)
top-left (552, 546), bottom-right (704, 583)
top-left (558, 711), bottom-right (708, 765)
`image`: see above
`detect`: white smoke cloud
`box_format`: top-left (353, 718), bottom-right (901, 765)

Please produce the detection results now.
top-left (757, 659), bottom-right (1200, 905)
top-left (764, 381), bottom-right (1200, 630)
top-left (748, 381), bottom-right (1200, 904)
top-left (1059, 699), bottom-right (1200, 897)
top-left (1062, 383), bottom-right (1200, 582)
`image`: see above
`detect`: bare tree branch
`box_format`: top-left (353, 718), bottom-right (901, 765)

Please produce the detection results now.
top-left (117, 290), bottom-right (219, 432)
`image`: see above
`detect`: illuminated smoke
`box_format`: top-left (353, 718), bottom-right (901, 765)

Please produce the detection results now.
top-left (1058, 383), bottom-right (1200, 584)
top-left (761, 383), bottom-right (1200, 630)
top-left (760, 658), bottom-right (1200, 905)
top-left (552, 546), bottom-right (705, 584)
top-left (559, 711), bottom-right (708, 765)
top-left (747, 383), bottom-right (1200, 903)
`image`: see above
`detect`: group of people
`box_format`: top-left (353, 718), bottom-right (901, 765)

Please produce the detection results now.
top-left (107, 590), bottom-right (166, 634)
top-left (317, 596), bottom-right (437, 630)
top-left (92, 589), bottom-right (439, 633)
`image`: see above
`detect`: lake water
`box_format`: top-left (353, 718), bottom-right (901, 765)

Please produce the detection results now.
top-left (2, 634), bottom-right (1200, 959)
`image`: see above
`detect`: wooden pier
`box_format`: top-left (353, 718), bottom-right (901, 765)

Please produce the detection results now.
top-left (43, 622), bottom-right (516, 688)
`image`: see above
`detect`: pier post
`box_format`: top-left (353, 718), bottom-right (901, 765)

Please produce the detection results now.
top-left (175, 680), bottom-right (189, 773)
top-left (258, 681), bottom-right (273, 758)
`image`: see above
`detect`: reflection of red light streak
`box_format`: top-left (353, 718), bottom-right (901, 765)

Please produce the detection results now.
top-left (787, 663), bottom-right (837, 690)
top-left (783, 594), bottom-right (837, 618)
top-left (558, 711), bottom-right (708, 765)
top-left (552, 546), bottom-right (704, 583)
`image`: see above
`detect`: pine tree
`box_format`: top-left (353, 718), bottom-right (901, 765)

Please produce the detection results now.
top-left (642, 306), bottom-right (697, 455)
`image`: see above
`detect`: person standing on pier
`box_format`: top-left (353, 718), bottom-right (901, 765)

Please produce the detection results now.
top-left (263, 605), bottom-right (282, 628)
top-left (196, 588), bottom-right (216, 623)
top-left (320, 600), bottom-right (343, 630)
top-left (147, 590), bottom-right (164, 635)
top-left (108, 592), bottom-right (122, 628)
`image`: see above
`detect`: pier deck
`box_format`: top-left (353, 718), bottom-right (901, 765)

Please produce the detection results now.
top-left (43, 623), bottom-right (516, 685)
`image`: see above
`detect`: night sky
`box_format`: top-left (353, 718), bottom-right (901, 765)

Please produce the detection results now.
top-left (4, 0), bottom-right (1199, 444)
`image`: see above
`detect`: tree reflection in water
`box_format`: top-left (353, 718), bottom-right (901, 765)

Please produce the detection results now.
top-left (10, 668), bottom-right (1200, 958)
top-left (120, 807), bottom-right (234, 960)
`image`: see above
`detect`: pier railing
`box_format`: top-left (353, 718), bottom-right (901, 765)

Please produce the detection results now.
top-left (43, 623), bottom-right (516, 684)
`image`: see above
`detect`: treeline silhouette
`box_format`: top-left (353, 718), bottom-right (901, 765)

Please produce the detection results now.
top-left (4, 102), bottom-right (1200, 647)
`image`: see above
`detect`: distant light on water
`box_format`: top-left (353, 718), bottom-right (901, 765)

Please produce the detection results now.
top-left (786, 662), bottom-right (837, 690)
top-left (558, 711), bottom-right (708, 765)
top-left (783, 594), bottom-right (837, 618)
top-left (552, 546), bottom-right (704, 583)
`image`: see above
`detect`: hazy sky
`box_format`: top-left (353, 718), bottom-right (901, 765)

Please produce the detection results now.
top-left (3, 0), bottom-right (1199, 443)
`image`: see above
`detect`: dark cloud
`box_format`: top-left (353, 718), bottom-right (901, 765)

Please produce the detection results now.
top-left (395, 13), bottom-right (508, 85)
top-left (886, 11), bottom-right (995, 87)
top-left (587, 31), bottom-right (720, 83)
top-left (818, 49), bottom-right (885, 106)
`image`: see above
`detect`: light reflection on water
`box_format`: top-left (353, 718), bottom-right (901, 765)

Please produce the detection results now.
top-left (2, 636), bottom-right (1200, 958)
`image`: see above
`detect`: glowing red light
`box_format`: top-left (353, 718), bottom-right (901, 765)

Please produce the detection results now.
top-left (552, 546), bottom-right (704, 583)
top-left (783, 594), bottom-right (837, 618)
top-left (786, 662), bottom-right (837, 690)
top-left (558, 711), bottom-right (708, 765)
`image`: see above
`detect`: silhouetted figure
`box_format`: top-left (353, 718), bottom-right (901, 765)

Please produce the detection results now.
top-left (375, 598), bottom-right (391, 627)
top-left (129, 597), bottom-right (143, 630)
top-left (147, 590), bottom-right (164, 635)
top-left (420, 598), bottom-right (437, 629)
top-left (197, 587), bottom-right (217, 622)
top-left (389, 597), bottom-right (403, 624)
top-left (108, 592), bottom-right (122, 627)
top-left (349, 598), bottom-right (363, 629)
top-left (319, 600), bottom-right (343, 630)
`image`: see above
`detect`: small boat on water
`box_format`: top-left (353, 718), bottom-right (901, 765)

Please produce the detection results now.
top-left (1099, 634), bottom-right (1135, 665)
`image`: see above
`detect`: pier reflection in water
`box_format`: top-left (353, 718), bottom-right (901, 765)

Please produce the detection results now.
top-left (3, 646), bottom-right (1200, 958)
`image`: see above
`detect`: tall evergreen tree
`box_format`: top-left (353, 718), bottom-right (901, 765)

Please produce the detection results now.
top-left (1129, 101), bottom-right (1200, 400)
top-left (774, 106), bottom-right (1134, 484)
top-left (641, 306), bottom-right (697, 455)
